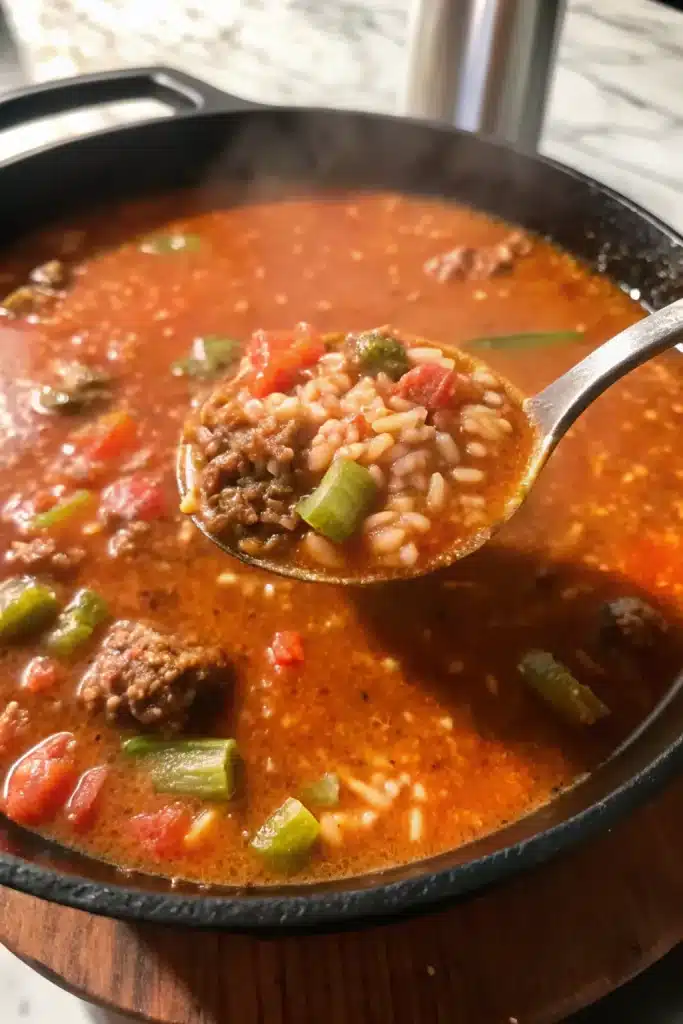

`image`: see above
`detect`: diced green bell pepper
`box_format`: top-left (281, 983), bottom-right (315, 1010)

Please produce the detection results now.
top-left (46, 588), bottom-right (109, 657)
top-left (0, 577), bottom-right (59, 641)
top-left (122, 737), bottom-right (239, 800)
top-left (250, 797), bottom-right (320, 870)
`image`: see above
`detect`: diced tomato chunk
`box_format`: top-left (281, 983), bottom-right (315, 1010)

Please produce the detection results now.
top-left (21, 656), bottom-right (63, 694)
top-left (395, 364), bottom-right (461, 410)
top-left (66, 764), bottom-right (109, 833)
top-left (349, 413), bottom-right (371, 439)
top-left (71, 410), bottom-right (139, 463)
top-left (100, 473), bottom-right (167, 522)
top-left (269, 630), bottom-right (305, 667)
top-left (129, 804), bottom-right (192, 859)
top-left (4, 732), bottom-right (76, 826)
top-left (245, 323), bottom-right (325, 398)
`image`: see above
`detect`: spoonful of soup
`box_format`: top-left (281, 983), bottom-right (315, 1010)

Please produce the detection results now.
top-left (178, 301), bottom-right (683, 584)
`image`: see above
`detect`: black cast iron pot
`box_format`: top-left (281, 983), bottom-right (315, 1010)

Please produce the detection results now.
top-left (0, 66), bottom-right (681, 931)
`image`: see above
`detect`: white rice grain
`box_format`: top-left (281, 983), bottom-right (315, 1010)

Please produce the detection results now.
top-left (368, 465), bottom-right (385, 488)
top-left (401, 425), bottom-right (435, 445)
top-left (388, 395), bottom-right (415, 412)
top-left (372, 409), bottom-right (425, 434)
top-left (318, 352), bottom-right (346, 371)
top-left (426, 472), bottom-right (446, 511)
top-left (462, 415), bottom-right (502, 442)
top-left (389, 496), bottom-right (415, 513)
top-left (399, 512), bottom-right (431, 533)
top-left (364, 510), bottom-right (397, 531)
top-left (435, 432), bottom-right (460, 464)
top-left (319, 813), bottom-right (345, 845)
top-left (364, 432), bottom-right (395, 462)
top-left (368, 527), bottom-right (407, 553)
top-left (472, 368), bottom-right (498, 387)
top-left (409, 807), bottom-right (424, 842)
top-left (392, 450), bottom-right (429, 476)
top-left (483, 390), bottom-right (503, 407)
top-left (308, 444), bottom-right (335, 472)
top-left (407, 346), bottom-right (444, 364)
top-left (343, 776), bottom-right (392, 808)
top-left (452, 466), bottom-right (485, 484)
top-left (243, 398), bottom-right (264, 421)
top-left (465, 441), bottom-right (488, 458)
top-left (334, 442), bottom-right (365, 462)
top-left (399, 542), bottom-right (419, 566)
top-left (303, 533), bottom-right (344, 567)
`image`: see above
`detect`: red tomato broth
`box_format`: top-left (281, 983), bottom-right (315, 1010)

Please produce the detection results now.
top-left (0, 189), bottom-right (680, 885)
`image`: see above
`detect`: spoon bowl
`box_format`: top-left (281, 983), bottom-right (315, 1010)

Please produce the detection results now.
top-left (178, 298), bottom-right (683, 585)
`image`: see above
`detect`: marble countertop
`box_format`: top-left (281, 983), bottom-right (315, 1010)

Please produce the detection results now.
top-left (0, 1), bottom-right (682, 1022)
top-left (2, 0), bottom-right (683, 230)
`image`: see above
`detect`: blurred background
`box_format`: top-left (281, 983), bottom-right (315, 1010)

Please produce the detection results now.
top-left (0, 0), bottom-right (681, 1022)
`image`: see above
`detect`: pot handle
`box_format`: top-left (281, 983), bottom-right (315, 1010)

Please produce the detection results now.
top-left (0, 65), bottom-right (261, 132)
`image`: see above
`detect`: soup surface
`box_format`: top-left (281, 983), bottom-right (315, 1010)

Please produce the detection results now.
top-left (0, 189), bottom-right (681, 886)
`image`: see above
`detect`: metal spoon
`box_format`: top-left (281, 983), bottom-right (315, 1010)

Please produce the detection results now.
top-left (178, 298), bottom-right (683, 585)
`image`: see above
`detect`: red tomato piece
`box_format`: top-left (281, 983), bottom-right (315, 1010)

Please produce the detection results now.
top-left (4, 732), bottom-right (76, 826)
top-left (65, 765), bottom-right (110, 833)
top-left (349, 413), bottom-right (371, 439)
top-left (100, 473), bottom-right (167, 522)
top-left (269, 630), bottom-right (305, 667)
top-left (395, 364), bottom-right (459, 410)
top-left (246, 323), bottom-right (325, 398)
top-left (129, 804), bottom-right (192, 859)
top-left (71, 410), bottom-right (139, 463)
top-left (21, 656), bottom-right (63, 694)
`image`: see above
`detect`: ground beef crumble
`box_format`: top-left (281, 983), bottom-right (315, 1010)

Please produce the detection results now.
top-left (196, 408), bottom-right (306, 540)
top-left (424, 231), bottom-right (532, 282)
top-left (107, 521), bottom-right (151, 559)
top-left (0, 702), bottom-right (29, 754)
top-left (5, 537), bottom-right (85, 575)
top-left (79, 620), bottom-right (231, 734)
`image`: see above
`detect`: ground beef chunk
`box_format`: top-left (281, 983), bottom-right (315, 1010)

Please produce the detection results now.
top-left (600, 597), bottom-right (669, 651)
top-left (79, 620), bottom-right (230, 734)
top-left (424, 231), bottom-right (532, 282)
top-left (197, 412), bottom-right (305, 538)
top-left (107, 521), bottom-right (151, 559)
top-left (5, 537), bottom-right (85, 575)
top-left (0, 701), bottom-right (29, 753)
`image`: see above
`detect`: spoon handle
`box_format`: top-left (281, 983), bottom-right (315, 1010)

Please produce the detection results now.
top-left (527, 297), bottom-right (683, 450)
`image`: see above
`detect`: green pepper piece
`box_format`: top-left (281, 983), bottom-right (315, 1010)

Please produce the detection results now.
top-left (0, 577), bottom-right (59, 641)
top-left (171, 336), bottom-right (240, 379)
top-left (518, 650), bottom-right (610, 725)
top-left (297, 458), bottom-right (377, 543)
top-left (139, 233), bottom-right (202, 255)
top-left (300, 772), bottom-right (340, 808)
top-left (354, 330), bottom-right (410, 381)
top-left (46, 589), bottom-right (109, 657)
top-left (122, 737), bottom-right (239, 800)
top-left (250, 797), bottom-right (320, 870)
top-left (31, 490), bottom-right (93, 531)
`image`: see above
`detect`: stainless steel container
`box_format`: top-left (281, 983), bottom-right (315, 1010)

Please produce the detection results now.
top-left (401, 0), bottom-right (566, 150)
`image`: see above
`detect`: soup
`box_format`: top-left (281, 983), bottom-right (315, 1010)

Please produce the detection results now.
top-left (0, 189), bottom-right (680, 884)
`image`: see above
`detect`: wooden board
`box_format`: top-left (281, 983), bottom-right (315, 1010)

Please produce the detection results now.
top-left (2, 779), bottom-right (683, 1024)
